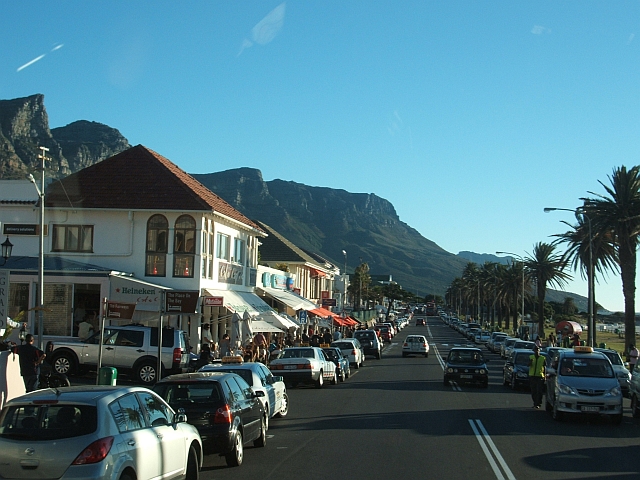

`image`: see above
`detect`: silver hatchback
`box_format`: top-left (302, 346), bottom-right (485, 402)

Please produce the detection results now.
top-left (0, 386), bottom-right (202, 479)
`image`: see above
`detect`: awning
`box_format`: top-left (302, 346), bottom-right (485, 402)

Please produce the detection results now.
top-left (250, 319), bottom-right (284, 333)
top-left (253, 311), bottom-right (298, 330)
top-left (203, 289), bottom-right (274, 316)
top-left (309, 268), bottom-right (326, 278)
top-left (333, 317), bottom-right (347, 327)
top-left (258, 287), bottom-right (317, 311)
top-left (309, 307), bottom-right (336, 318)
top-left (110, 274), bottom-right (172, 312)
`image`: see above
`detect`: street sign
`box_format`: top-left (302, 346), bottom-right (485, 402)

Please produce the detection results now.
top-left (321, 298), bottom-right (337, 307)
top-left (203, 296), bottom-right (224, 307)
top-left (106, 301), bottom-right (136, 320)
top-left (298, 310), bottom-right (308, 324)
top-left (165, 290), bottom-right (199, 313)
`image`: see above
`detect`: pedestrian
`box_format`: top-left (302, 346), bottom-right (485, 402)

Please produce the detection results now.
top-left (13, 333), bottom-right (46, 392)
top-left (77, 316), bottom-right (94, 341)
top-left (534, 335), bottom-right (542, 348)
top-left (572, 334), bottom-right (581, 347)
top-left (323, 329), bottom-right (332, 345)
top-left (219, 333), bottom-right (231, 358)
top-left (547, 333), bottom-right (555, 348)
top-left (528, 346), bottom-right (546, 409)
top-left (201, 323), bottom-right (214, 350)
top-left (629, 344), bottom-right (639, 373)
top-left (253, 331), bottom-right (267, 362)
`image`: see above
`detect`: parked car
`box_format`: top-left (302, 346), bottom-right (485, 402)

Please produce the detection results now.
top-left (330, 339), bottom-right (365, 369)
top-left (199, 360), bottom-right (289, 422)
top-left (0, 385), bottom-right (202, 479)
top-left (474, 331), bottom-right (491, 344)
top-left (353, 329), bottom-right (382, 359)
top-left (269, 347), bottom-right (338, 387)
top-left (374, 325), bottom-right (392, 342)
top-left (402, 335), bottom-right (430, 357)
top-left (545, 346), bottom-right (623, 424)
top-left (504, 340), bottom-right (536, 360)
top-left (50, 325), bottom-right (190, 385)
top-left (595, 348), bottom-right (631, 397)
top-left (154, 371), bottom-right (267, 466)
top-left (322, 347), bottom-right (351, 382)
top-left (444, 347), bottom-right (489, 388)
top-left (487, 333), bottom-right (509, 353)
top-left (503, 349), bottom-right (549, 390)
top-left (500, 338), bottom-right (518, 358)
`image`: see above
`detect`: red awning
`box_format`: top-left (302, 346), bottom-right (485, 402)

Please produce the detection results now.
top-left (333, 317), bottom-right (347, 326)
top-left (309, 268), bottom-right (326, 278)
top-left (310, 307), bottom-right (335, 318)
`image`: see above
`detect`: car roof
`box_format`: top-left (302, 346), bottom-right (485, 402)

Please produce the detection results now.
top-left (560, 349), bottom-right (608, 360)
top-left (6, 385), bottom-right (152, 406)
top-left (199, 363), bottom-right (264, 372)
top-left (449, 347), bottom-right (482, 353)
top-left (157, 371), bottom-right (242, 383)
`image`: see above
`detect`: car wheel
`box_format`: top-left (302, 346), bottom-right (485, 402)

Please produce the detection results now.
top-left (253, 418), bottom-right (267, 447)
top-left (632, 394), bottom-right (640, 418)
top-left (354, 361), bottom-right (360, 369)
top-left (502, 374), bottom-right (509, 386)
top-left (346, 366), bottom-right (351, 379)
top-left (263, 408), bottom-right (269, 430)
top-left (443, 377), bottom-right (449, 386)
top-left (185, 445), bottom-right (200, 480)
top-left (315, 371), bottom-right (324, 389)
top-left (425, 352), bottom-right (429, 358)
top-left (225, 430), bottom-right (243, 467)
top-left (331, 369), bottom-right (338, 385)
top-left (135, 361), bottom-right (158, 385)
top-left (545, 395), bottom-right (553, 412)
top-left (376, 351), bottom-right (381, 360)
top-left (120, 474), bottom-right (134, 480)
top-left (510, 375), bottom-right (517, 390)
top-left (552, 401), bottom-right (563, 422)
top-left (340, 368), bottom-right (346, 383)
top-left (52, 352), bottom-right (77, 376)
top-left (277, 393), bottom-right (289, 417)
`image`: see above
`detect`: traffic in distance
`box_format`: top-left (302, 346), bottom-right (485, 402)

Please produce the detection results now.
top-left (2, 305), bottom-right (640, 479)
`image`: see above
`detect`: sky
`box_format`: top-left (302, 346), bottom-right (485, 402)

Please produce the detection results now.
top-left (2, 2), bottom-right (639, 312)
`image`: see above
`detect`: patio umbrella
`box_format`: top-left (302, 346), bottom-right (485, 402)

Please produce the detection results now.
top-left (230, 312), bottom-right (242, 351)
top-left (242, 311), bottom-right (254, 344)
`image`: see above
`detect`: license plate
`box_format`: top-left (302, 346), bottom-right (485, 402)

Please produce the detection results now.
top-left (581, 406), bottom-right (600, 412)
top-left (460, 374), bottom-right (472, 379)
top-left (284, 365), bottom-right (297, 370)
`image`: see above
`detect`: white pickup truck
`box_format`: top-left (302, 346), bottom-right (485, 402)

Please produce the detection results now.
top-left (269, 347), bottom-right (337, 388)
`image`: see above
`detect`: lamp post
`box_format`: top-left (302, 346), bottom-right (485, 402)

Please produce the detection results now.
top-left (544, 206), bottom-right (594, 347)
top-left (1, 237), bottom-right (12, 265)
top-left (341, 250), bottom-right (347, 314)
top-left (497, 251), bottom-right (525, 334)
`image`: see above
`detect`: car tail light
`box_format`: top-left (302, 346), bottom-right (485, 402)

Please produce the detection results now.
top-left (72, 437), bottom-right (114, 465)
top-left (300, 364), bottom-right (312, 369)
top-left (403, 343), bottom-right (408, 347)
top-left (271, 364), bottom-right (283, 370)
top-left (214, 404), bottom-right (233, 424)
top-left (351, 350), bottom-right (357, 355)
top-left (173, 348), bottom-right (182, 363)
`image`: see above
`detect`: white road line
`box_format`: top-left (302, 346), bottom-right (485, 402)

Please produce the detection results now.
top-left (433, 345), bottom-right (445, 370)
top-left (468, 419), bottom-right (516, 480)
top-left (451, 381), bottom-right (461, 392)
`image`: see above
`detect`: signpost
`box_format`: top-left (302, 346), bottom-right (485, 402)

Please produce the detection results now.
top-left (106, 301), bottom-right (136, 320)
top-left (298, 310), bottom-right (308, 324)
top-left (165, 290), bottom-right (199, 313)
top-left (321, 298), bottom-right (337, 307)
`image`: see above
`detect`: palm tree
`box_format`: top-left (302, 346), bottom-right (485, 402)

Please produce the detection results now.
top-left (553, 212), bottom-right (617, 345)
top-left (583, 166), bottom-right (640, 352)
top-left (525, 242), bottom-right (571, 338)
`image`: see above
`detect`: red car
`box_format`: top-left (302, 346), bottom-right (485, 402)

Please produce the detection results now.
top-left (374, 326), bottom-right (392, 342)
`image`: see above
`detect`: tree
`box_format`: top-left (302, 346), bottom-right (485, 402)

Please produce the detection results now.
top-left (347, 262), bottom-right (371, 311)
top-left (525, 242), bottom-right (571, 338)
top-left (562, 297), bottom-right (577, 315)
top-left (383, 282), bottom-right (404, 320)
top-left (583, 166), bottom-right (640, 352)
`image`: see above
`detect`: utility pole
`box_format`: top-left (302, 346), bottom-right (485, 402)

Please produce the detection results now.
top-left (37, 146), bottom-right (49, 350)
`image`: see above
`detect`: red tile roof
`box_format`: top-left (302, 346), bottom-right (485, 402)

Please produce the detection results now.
top-left (45, 145), bottom-right (263, 232)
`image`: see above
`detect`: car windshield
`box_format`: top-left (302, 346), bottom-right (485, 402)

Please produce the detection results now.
top-left (206, 368), bottom-right (253, 385)
top-left (154, 382), bottom-right (223, 404)
top-left (559, 357), bottom-right (614, 377)
top-left (355, 332), bottom-right (375, 340)
top-left (449, 351), bottom-right (484, 364)
top-left (282, 348), bottom-right (315, 359)
top-left (323, 349), bottom-right (338, 359)
top-left (0, 404), bottom-right (97, 441)
top-left (601, 351), bottom-right (623, 366)
top-left (331, 343), bottom-right (352, 351)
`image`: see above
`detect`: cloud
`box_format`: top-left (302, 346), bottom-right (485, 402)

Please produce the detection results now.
top-left (627, 33), bottom-right (635, 45)
top-left (17, 54), bottom-right (46, 72)
top-left (531, 25), bottom-right (551, 35)
top-left (51, 43), bottom-right (64, 52)
top-left (238, 2), bottom-right (286, 56)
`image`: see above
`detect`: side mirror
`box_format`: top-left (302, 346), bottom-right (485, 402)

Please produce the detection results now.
top-left (272, 376), bottom-right (284, 383)
top-left (253, 390), bottom-right (265, 398)
top-left (175, 408), bottom-right (187, 424)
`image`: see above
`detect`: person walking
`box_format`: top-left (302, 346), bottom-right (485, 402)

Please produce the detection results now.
top-left (629, 344), bottom-right (639, 373)
top-left (528, 346), bottom-right (546, 409)
top-left (219, 333), bottom-right (231, 357)
top-left (13, 334), bottom-right (46, 392)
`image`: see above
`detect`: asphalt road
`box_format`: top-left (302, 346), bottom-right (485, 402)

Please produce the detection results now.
top-left (71, 318), bottom-right (640, 479)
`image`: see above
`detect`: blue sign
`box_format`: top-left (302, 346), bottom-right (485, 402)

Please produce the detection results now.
top-left (298, 310), bottom-right (308, 324)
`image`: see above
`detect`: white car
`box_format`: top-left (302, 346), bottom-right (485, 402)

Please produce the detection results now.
top-left (402, 335), bottom-right (430, 357)
top-left (199, 360), bottom-right (289, 424)
top-left (0, 386), bottom-right (202, 480)
top-left (269, 347), bottom-right (337, 388)
top-left (474, 331), bottom-right (491, 344)
top-left (331, 339), bottom-right (366, 369)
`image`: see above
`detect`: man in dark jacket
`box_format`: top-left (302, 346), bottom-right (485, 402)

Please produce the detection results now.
top-left (14, 334), bottom-right (46, 392)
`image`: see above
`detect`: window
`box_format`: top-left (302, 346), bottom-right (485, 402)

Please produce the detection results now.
top-left (202, 219), bottom-right (214, 279)
top-left (137, 392), bottom-right (173, 426)
top-left (173, 215), bottom-right (196, 278)
top-left (146, 215), bottom-right (168, 276)
top-left (216, 232), bottom-right (230, 261)
top-left (233, 238), bottom-right (245, 264)
top-left (52, 225), bottom-right (93, 252)
top-left (109, 394), bottom-right (146, 432)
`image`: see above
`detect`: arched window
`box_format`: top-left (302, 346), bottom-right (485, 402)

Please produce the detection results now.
top-left (174, 215), bottom-right (196, 278)
top-left (146, 215), bottom-right (168, 276)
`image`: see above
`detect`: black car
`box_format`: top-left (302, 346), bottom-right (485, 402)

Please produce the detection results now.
top-left (153, 371), bottom-right (266, 467)
top-left (503, 349), bottom-right (548, 390)
top-left (443, 347), bottom-right (489, 388)
top-left (322, 347), bottom-right (351, 382)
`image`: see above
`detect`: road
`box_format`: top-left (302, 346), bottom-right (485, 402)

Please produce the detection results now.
top-left (189, 317), bottom-right (640, 480)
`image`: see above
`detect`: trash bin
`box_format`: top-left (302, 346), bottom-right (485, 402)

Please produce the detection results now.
top-left (599, 343), bottom-right (607, 349)
top-left (98, 367), bottom-right (117, 386)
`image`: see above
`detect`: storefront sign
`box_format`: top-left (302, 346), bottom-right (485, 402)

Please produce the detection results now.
top-left (321, 298), bottom-right (337, 307)
top-left (218, 261), bottom-right (244, 285)
top-left (0, 270), bottom-right (8, 328)
top-left (203, 296), bottom-right (224, 307)
top-left (2, 224), bottom-right (47, 236)
top-left (110, 277), bottom-right (162, 311)
top-left (106, 301), bottom-right (136, 320)
top-left (165, 290), bottom-right (199, 313)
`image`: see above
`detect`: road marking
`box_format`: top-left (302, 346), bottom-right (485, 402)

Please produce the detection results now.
top-left (433, 345), bottom-right (445, 370)
top-left (450, 381), bottom-right (462, 392)
top-left (468, 419), bottom-right (516, 480)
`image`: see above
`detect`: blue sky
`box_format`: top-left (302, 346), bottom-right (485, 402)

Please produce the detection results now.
top-left (2, 2), bottom-right (639, 312)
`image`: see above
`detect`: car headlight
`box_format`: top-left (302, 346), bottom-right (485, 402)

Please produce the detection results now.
top-left (557, 383), bottom-right (577, 395)
top-left (606, 386), bottom-right (622, 397)
top-left (447, 367), bottom-right (454, 373)
top-left (479, 369), bottom-right (487, 375)
top-left (618, 373), bottom-right (631, 381)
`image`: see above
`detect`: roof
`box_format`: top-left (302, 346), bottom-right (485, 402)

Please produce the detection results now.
top-left (253, 220), bottom-right (328, 268)
top-left (1, 256), bottom-right (114, 275)
top-left (45, 145), bottom-right (263, 233)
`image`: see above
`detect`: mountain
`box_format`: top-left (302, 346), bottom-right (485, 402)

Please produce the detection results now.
top-left (0, 94), bottom-right (130, 179)
top-left (192, 168), bottom-right (469, 296)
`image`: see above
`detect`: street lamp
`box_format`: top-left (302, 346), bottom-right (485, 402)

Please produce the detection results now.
top-left (341, 250), bottom-right (347, 313)
top-left (544, 206), bottom-right (594, 347)
top-left (1, 237), bottom-right (12, 265)
top-left (496, 251), bottom-right (525, 335)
